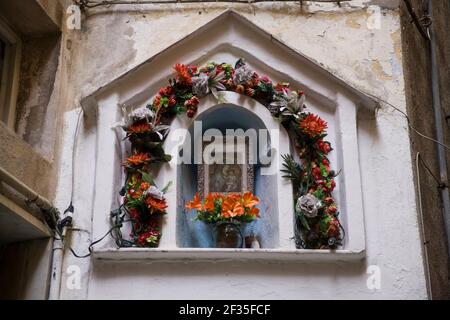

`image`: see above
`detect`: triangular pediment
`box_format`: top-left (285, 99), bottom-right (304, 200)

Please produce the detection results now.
top-left (81, 9), bottom-right (377, 111)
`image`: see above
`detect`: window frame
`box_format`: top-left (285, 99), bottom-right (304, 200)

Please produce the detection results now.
top-left (0, 17), bottom-right (21, 130)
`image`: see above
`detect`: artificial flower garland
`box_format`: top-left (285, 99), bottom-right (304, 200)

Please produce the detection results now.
top-left (117, 59), bottom-right (342, 249)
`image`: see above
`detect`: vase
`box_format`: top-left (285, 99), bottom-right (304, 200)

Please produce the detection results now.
top-left (213, 222), bottom-right (243, 248)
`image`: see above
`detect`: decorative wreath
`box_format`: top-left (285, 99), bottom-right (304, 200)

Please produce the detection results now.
top-left (113, 59), bottom-right (343, 250)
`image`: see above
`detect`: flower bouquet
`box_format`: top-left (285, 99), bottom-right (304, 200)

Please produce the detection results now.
top-left (185, 192), bottom-right (260, 248)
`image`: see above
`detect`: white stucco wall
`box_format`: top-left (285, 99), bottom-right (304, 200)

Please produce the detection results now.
top-left (53, 1), bottom-right (427, 299)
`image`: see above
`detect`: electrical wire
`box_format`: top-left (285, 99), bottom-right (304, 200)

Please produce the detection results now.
top-left (64, 108), bottom-right (83, 215)
top-left (361, 90), bottom-right (450, 153)
top-left (415, 152), bottom-right (434, 299)
top-left (69, 225), bottom-right (123, 258)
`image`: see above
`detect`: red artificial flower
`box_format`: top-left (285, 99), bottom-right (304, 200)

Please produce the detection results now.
top-left (153, 95), bottom-right (162, 108)
top-left (159, 86), bottom-right (173, 97)
top-left (327, 219), bottom-right (340, 237)
top-left (300, 114), bottom-right (328, 138)
top-left (312, 166), bottom-right (322, 180)
top-left (188, 65), bottom-right (198, 75)
top-left (174, 63), bottom-right (192, 85)
top-left (168, 96), bottom-right (177, 107)
top-left (184, 96), bottom-right (200, 108)
top-left (260, 75), bottom-right (270, 83)
top-left (186, 109), bottom-right (196, 118)
top-left (128, 188), bottom-right (141, 200)
top-left (327, 204), bottom-right (338, 215)
top-left (275, 83), bottom-right (291, 93)
top-left (317, 140), bottom-right (332, 154)
top-left (137, 229), bottom-right (161, 247)
top-left (129, 208), bottom-right (140, 220)
top-left (328, 180), bottom-right (336, 192)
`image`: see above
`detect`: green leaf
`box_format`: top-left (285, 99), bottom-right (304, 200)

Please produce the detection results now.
top-left (140, 171), bottom-right (155, 185)
top-left (298, 213), bottom-right (310, 231)
top-left (313, 188), bottom-right (325, 200)
top-left (319, 215), bottom-right (332, 234)
top-left (319, 163), bottom-right (329, 178)
top-left (281, 154), bottom-right (302, 185)
top-left (161, 181), bottom-right (172, 194)
top-left (163, 154), bottom-right (172, 162)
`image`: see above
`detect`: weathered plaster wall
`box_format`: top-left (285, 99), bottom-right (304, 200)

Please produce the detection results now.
top-left (400, 0), bottom-right (450, 299)
top-left (53, 1), bottom-right (428, 299)
top-left (15, 35), bottom-right (62, 153)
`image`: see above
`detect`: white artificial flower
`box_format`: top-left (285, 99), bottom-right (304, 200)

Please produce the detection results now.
top-left (144, 186), bottom-right (164, 200)
top-left (129, 106), bottom-right (154, 121)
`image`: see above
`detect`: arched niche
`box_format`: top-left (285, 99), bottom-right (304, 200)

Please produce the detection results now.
top-left (160, 92), bottom-right (294, 250)
top-left (175, 95), bottom-right (291, 249)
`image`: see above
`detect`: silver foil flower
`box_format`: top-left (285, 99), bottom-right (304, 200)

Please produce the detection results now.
top-left (129, 106), bottom-right (154, 121)
top-left (192, 73), bottom-right (210, 97)
top-left (270, 90), bottom-right (306, 119)
top-left (233, 64), bottom-right (254, 85)
top-left (296, 194), bottom-right (322, 218)
top-left (144, 186), bottom-right (164, 200)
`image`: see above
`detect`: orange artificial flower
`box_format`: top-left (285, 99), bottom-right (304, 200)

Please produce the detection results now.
top-left (146, 196), bottom-right (168, 213)
top-left (203, 193), bottom-right (217, 212)
top-left (127, 121), bottom-right (152, 134)
top-left (128, 188), bottom-right (142, 200)
top-left (124, 153), bottom-right (151, 167)
top-left (221, 198), bottom-right (244, 218)
top-left (249, 207), bottom-right (260, 218)
top-left (242, 191), bottom-right (259, 208)
top-left (300, 114), bottom-right (328, 138)
top-left (140, 182), bottom-right (151, 191)
top-left (185, 193), bottom-right (203, 211)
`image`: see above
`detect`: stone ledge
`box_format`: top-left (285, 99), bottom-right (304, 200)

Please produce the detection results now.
top-left (93, 247), bottom-right (366, 263)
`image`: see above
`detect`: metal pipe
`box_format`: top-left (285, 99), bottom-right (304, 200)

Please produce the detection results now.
top-left (0, 166), bottom-right (53, 211)
top-left (49, 238), bottom-right (64, 300)
top-left (428, 0), bottom-right (450, 258)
